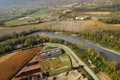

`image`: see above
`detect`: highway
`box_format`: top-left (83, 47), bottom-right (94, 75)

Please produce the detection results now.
top-left (43, 43), bottom-right (99, 80)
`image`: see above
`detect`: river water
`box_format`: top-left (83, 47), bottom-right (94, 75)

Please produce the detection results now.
top-left (35, 32), bottom-right (120, 64)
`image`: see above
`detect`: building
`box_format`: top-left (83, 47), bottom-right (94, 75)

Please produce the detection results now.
top-left (40, 48), bottom-right (63, 59)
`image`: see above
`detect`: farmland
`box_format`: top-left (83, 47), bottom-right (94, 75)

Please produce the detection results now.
top-left (0, 20), bottom-right (120, 36)
top-left (0, 3), bottom-right (120, 36)
top-left (0, 52), bottom-right (18, 64)
top-left (0, 47), bottom-right (42, 80)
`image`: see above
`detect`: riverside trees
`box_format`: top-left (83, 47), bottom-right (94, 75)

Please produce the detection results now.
top-left (79, 30), bottom-right (120, 51)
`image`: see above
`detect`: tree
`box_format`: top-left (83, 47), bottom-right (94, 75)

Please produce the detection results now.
top-left (24, 38), bottom-right (34, 47)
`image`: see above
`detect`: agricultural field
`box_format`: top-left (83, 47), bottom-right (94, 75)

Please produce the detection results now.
top-left (0, 19), bottom-right (120, 36)
top-left (1, 6), bottom-right (119, 36)
top-left (0, 47), bottom-right (42, 80)
top-left (0, 52), bottom-right (18, 64)
top-left (42, 54), bottom-right (72, 76)
top-left (3, 9), bottom-right (55, 27)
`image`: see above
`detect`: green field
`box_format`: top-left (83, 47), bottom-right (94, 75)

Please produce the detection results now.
top-left (5, 19), bottom-right (29, 26)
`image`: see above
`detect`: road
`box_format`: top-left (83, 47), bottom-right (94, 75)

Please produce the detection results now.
top-left (43, 43), bottom-right (99, 80)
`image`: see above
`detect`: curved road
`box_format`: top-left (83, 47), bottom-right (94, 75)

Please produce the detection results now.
top-left (37, 32), bottom-right (120, 63)
top-left (44, 43), bottom-right (99, 80)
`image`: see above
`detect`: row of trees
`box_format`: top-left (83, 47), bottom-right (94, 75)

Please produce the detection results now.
top-left (0, 34), bottom-right (64, 55)
top-left (99, 17), bottom-right (120, 24)
top-left (0, 28), bottom-right (41, 42)
top-left (0, 28), bottom-right (59, 43)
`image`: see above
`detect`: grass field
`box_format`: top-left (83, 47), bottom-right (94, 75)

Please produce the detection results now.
top-left (0, 47), bottom-right (42, 80)
top-left (5, 19), bottom-right (29, 27)
top-left (42, 54), bottom-right (72, 76)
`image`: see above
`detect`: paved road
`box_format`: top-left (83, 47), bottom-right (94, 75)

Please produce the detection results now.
top-left (44, 43), bottom-right (99, 80)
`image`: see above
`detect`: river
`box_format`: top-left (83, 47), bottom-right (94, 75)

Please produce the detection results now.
top-left (35, 32), bottom-right (120, 63)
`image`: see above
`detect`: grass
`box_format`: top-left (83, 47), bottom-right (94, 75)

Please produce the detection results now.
top-left (5, 19), bottom-right (29, 27)
top-left (0, 47), bottom-right (42, 80)
top-left (31, 9), bottom-right (49, 16)
top-left (45, 46), bottom-right (57, 50)
top-left (42, 54), bottom-right (72, 76)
